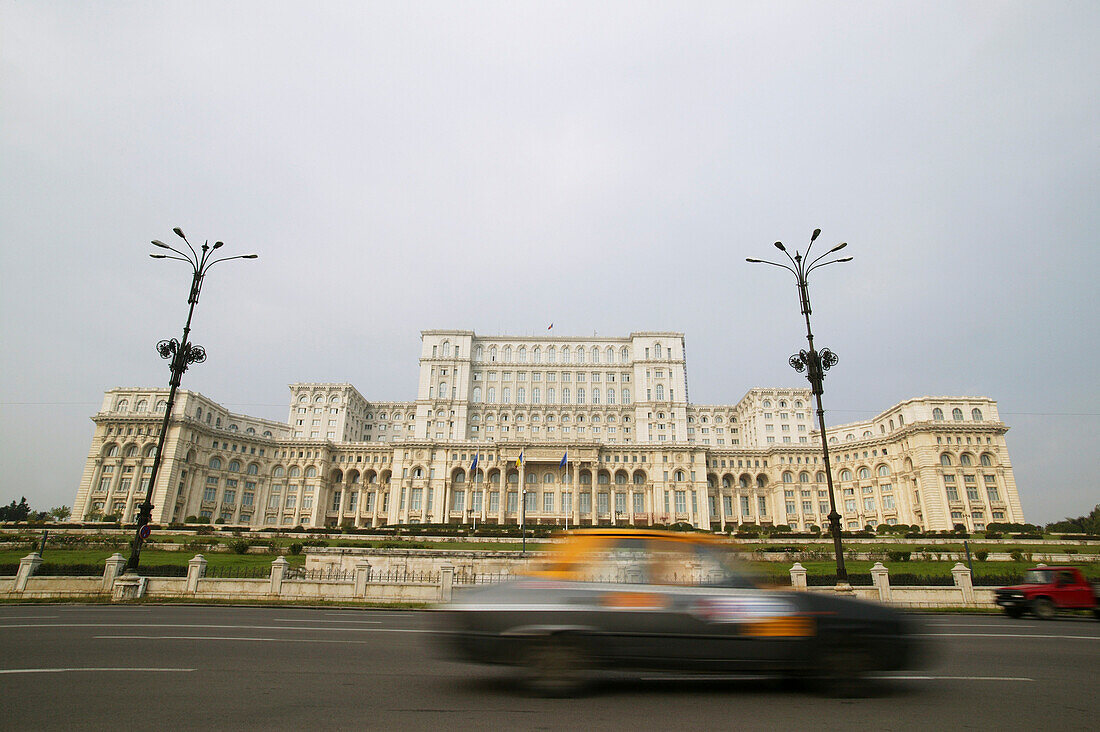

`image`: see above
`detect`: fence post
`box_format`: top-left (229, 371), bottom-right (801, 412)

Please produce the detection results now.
top-left (952, 562), bottom-right (974, 605)
top-left (270, 557), bottom-right (288, 595)
top-left (789, 562), bottom-right (808, 590)
top-left (354, 561), bottom-right (371, 597)
top-left (14, 552), bottom-right (43, 593)
top-left (440, 565), bottom-right (454, 602)
top-left (103, 553), bottom-right (127, 593)
top-left (870, 561), bottom-right (891, 603)
top-left (186, 554), bottom-right (207, 594)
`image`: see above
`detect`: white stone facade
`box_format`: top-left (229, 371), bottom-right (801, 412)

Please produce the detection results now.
top-left (72, 330), bottom-right (1023, 532)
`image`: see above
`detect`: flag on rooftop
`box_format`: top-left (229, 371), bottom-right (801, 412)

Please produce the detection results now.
top-left (547, 323), bottom-right (553, 330)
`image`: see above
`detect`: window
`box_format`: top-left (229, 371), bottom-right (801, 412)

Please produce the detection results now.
top-left (940, 453), bottom-right (952, 466)
top-left (952, 408), bottom-right (964, 421)
top-left (933, 408), bottom-right (944, 421)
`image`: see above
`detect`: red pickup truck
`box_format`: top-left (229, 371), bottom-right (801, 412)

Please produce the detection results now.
top-left (995, 566), bottom-right (1100, 620)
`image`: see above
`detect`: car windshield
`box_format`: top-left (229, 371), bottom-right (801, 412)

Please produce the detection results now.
top-left (1023, 570), bottom-right (1053, 584)
top-left (534, 535), bottom-right (758, 588)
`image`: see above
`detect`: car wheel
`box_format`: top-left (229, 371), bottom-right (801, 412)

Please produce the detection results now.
top-left (523, 637), bottom-right (588, 697)
top-left (1004, 607), bottom-right (1023, 619)
top-left (1031, 598), bottom-right (1056, 620)
top-left (814, 643), bottom-right (873, 698)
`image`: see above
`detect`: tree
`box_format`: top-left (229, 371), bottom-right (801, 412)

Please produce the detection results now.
top-left (48, 506), bottom-right (71, 521)
top-left (0, 497), bottom-right (32, 522)
top-left (1046, 504), bottom-right (1100, 535)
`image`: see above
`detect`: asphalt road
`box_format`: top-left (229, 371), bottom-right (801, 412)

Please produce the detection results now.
top-left (0, 605), bottom-right (1096, 731)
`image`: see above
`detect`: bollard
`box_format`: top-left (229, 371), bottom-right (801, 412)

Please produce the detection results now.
top-left (440, 565), bottom-right (454, 602)
top-left (186, 554), bottom-right (208, 594)
top-left (789, 562), bottom-right (808, 590)
top-left (103, 553), bottom-right (127, 593)
top-left (870, 561), bottom-right (891, 603)
top-left (354, 561), bottom-right (371, 597)
top-left (270, 557), bottom-right (288, 595)
top-left (952, 562), bottom-right (974, 605)
top-left (14, 552), bottom-right (43, 593)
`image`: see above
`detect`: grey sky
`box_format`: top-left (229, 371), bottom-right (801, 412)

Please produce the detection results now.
top-left (2, 2), bottom-right (1097, 523)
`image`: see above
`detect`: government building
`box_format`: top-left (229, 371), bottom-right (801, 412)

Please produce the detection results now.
top-left (72, 330), bottom-right (1024, 532)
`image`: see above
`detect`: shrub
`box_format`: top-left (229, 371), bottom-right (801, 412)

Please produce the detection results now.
top-left (983, 531), bottom-right (1003, 539)
top-left (1010, 550), bottom-right (1025, 562)
top-left (288, 542), bottom-right (304, 555)
top-left (887, 550), bottom-right (911, 562)
top-left (229, 540), bottom-right (250, 554)
top-left (975, 550), bottom-right (989, 561)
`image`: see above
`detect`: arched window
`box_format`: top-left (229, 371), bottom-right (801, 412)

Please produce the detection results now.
top-left (622, 388), bottom-right (630, 404)
top-left (816, 472), bottom-right (826, 482)
top-left (489, 346), bottom-right (498, 362)
top-left (548, 346), bottom-right (556, 363)
top-left (799, 472), bottom-right (810, 483)
top-left (544, 473), bottom-right (555, 483)
top-left (779, 400), bottom-right (787, 408)
top-left (331, 395), bottom-right (340, 404)
top-left (952, 408), bottom-right (964, 421)
top-left (605, 346), bottom-right (614, 363)
top-left (228, 424), bottom-right (238, 431)
top-left (245, 427), bottom-right (255, 435)
top-left (502, 387), bottom-right (511, 404)
top-left (228, 460), bottom-right (241, 472)
top-left (877, 465), bottom-right (891, 476)
top-left (794, 400), bottom-right (803, 408)
top-left (980, 453), bottom-right (993, 467)
top-left (933, 408), bottom-right (944, 421)
top-left (503, 346), bottom-right (512, 362)
top-left (562, 388), bottom-right (571, 404)
top-left (298, 395), bottom-right (308, 403)
top-left (577, 388), bottom-right (585, 404)
top-left (561, 346), bottom-right (570, 362)
top-left (592, 388), bottom-right (600, 404)
top-left (517, 346), bottom-right (526, 363)
top-left (972, 408), bottom-right (983, 421)
top-left (548, 387), bottom-right (555, 403)
top-left (607, 388), bottom-right (616, 404)
top-left (289, 466), bottom-right (301, 478)
top-left (655, 343), bottom-right (662, 358)
top-left (858, 467), bottom-right (871, 479)
top-left (476, 345), bottom-right (484, 361)
top-left (591, 346), bottom-right (599, 363)
top-left (123, 444), bottom-right (138, 457)
top-left (472, 386), bottom-right (482, 402)
top-left (209, 457), bottom-right (222, 470)
top-left (263, 430), bottom-right (272, 437)
top-left (247, 463), bottom-right (259, 475)
top-left (442, 341), bottom-right (451, 357)
top-left (674, 469), bottom-right (685, 481)
top-left (533, 346), bottom-right (541, 363)
top-left (763, 400), bottom-right (771, 408)
top-left (116, 399), bottom-right (129, 412)
top-left (104, 443), bottom-right (120, 457)
top-left (782, 472), bottom-right (793, 483)
top-left (487, 387), bottom-right (496, 403)
top-left (517, 387), bottom-right (526, 403)
top-left (273, 466), bottom-right (285, 477)
top-left (940, 453), bottom-right (953, 466)
top-left (438, 382), bottom-right (447, 399)
top-left (840, 469), bottom-right (852, 481)
top-left (655, 384), bottom-right (664, 400)
top-left (960, 454), bottom-right (973, 466)
top-left (739, 476), bottom-right (749, 489)
top-left (576, 348), bottom-right (584, 364)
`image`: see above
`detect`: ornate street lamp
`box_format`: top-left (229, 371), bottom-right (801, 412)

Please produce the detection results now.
top-left (747, 229), bottom-right (852, 584)
top-left (125, 228), bottom-right (257, 572)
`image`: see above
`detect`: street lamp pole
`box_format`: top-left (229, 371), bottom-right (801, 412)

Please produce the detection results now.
top-left (748, 229), bottom-right (852, 584)
top-left (124, 229), bottom-right (258, 572)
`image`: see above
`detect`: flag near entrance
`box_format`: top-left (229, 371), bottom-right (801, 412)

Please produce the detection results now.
top-left (515, 452), bottom-right (524, 469)
top-left (470, 453), bottom-right (478, 472)
top-left (559, 452), bottom-right (568, 468)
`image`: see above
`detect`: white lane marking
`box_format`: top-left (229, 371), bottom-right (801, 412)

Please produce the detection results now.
top-left (0, 615), bottom-right (58, 620)
top-left (0, 667), bottom-right (195, 675)
top-left (272, 618), bottom-right (382, 624)
top-left (882, 676), bottom-right (1033, 681)
top-left (97, 632), bottom-right (433, 642)
top-left (927, 623), bottom-right (1043, 628)
top-left (920, 633), bottom-right (1100, 640)
top-left (0, 623), bottom-right (419, 632)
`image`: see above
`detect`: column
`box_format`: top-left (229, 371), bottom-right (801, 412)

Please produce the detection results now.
top-left (571, 461), bottom-right (579, 527)
top-left (338, 482), bottom-right (350, 526)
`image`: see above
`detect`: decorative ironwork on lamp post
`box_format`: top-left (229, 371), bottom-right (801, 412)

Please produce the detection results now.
top-left (125, 228), bottom-right (257, 572)
top-left (747, 229), bottom-right (852, 584)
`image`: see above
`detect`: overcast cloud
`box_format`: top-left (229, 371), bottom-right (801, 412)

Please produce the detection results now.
top-left (1, 1), bottom-right (1097, 523)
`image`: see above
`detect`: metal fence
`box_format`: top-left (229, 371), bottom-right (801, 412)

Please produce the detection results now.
top-left (285, 567), bottom-right (353, 581)
top-left (368, 568), bottom-right (440, 584)
top-left (204, 565), bottom-right (271, 579)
